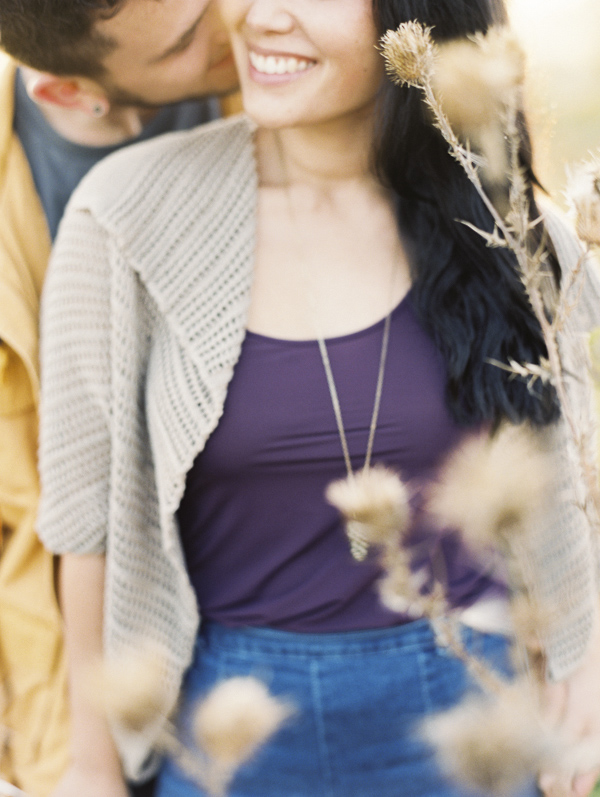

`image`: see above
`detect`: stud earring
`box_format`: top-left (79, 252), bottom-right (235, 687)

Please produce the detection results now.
top-left (92, 103), bottom-right (105, 118)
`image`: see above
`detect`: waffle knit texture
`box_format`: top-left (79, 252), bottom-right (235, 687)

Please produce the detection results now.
top-left (38, 114), bottom-right (600, 780)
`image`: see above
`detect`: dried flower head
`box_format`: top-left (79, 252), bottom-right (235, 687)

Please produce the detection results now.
top-left (378, 559), bottom-right (429, 617)
top-left (431, 27), bottom-right (526, 183)
top-left (193, 677), bottom-right (293, 768)
top-left (326, 465), bottom-right (410, 560)
top-left (427, 424), bottom-right (551, 552)
top-left (85, 646), bottom-right (170, 732)
top-left (566, 152), bottom-right (600, 247)
top-left (422, 681), bottom-right (554, 796)
top-left (380, 21), bottom-right (435, 88)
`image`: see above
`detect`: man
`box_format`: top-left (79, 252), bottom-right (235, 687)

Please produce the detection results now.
top-left (0, 2), bottom-right (238, 794)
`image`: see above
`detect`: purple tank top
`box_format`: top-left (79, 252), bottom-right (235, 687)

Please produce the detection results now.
top-left (177, 292), bottom-right (504, 631)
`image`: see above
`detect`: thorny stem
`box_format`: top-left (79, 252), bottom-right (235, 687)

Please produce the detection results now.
top-left (390, 62), bottom-right (600, 701)
top-left (433, 614), bottom-right (507, 694)
top-left (420, 77), bottom-right (600, 530)
top-left (421, 82), bottom-right (521, 260)
top-left (382, 544), bottom-right (508, 694)
top-left (157, 727), bottom-right (227, 797)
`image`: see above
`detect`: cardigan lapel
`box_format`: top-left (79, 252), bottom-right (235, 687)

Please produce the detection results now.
top-left (118, 117), bottom-right (258, 522)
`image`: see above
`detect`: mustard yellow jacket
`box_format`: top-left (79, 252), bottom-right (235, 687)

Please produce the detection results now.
top-left (0, 53), bottom-right (70, 796)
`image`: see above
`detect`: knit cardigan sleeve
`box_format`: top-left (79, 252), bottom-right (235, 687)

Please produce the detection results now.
top-left (36, 119), bottom-right (257, 779)
top-left (38, 208), bottom-right (114, 555)
top-left (535, 202), bottom-right (600, 681)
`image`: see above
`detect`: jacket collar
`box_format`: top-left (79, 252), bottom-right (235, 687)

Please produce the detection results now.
top-left (0, 55), bottom-right (50, 400)
top-left (76, 116), bottom-right (258, 518)
top-left (0, 54), bottom-right (17, 183)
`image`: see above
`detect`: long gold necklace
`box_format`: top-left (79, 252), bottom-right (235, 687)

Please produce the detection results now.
top-left (270, 130), bottom-right (408, 561)
top-left (317, 314), bottom-right (392, 560)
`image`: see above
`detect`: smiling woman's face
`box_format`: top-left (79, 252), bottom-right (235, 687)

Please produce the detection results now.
top-left (218, 0), bottom-right (384, 130)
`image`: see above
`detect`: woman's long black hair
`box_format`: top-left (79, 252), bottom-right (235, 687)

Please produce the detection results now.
top-left (372, 0), bottom-right (560, 428)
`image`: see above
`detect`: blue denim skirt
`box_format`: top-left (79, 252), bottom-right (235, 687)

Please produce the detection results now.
top-left (156, 620), bottom-right (538, 797)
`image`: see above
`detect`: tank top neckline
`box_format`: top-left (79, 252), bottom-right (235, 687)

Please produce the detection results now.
top-left (245, 288), bottom-right (413, 347)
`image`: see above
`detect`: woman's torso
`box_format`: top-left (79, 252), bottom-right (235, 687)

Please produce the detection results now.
top-left (178, 291), bottom-right (504, 631)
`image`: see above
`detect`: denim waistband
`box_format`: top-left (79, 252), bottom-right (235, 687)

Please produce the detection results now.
top-left (198, 618), bottom-right (451, 658)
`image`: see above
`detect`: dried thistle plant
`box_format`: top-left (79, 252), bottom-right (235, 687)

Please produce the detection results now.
top-left (377, 18), bottom-right (600, 796)
top-left (508, 592), bottom-right (554, 674)
top-left (382, 20), bottom-right (600, 529)
top-left (326, 465), bottom-right (411, 561)
top-left (193, 677), bottom-right (293, 767)
top-left (87, 649), bottom-right (292, 797)
top-left (378, 558), bottom-right (431, 617)
top-left (378, 18), bottom-right (600, 795)
top-left (566, 152), bottom-right (600, 248)
top-left (421, 679), bottom-right (556, 797)
top-left (427, 424), bottom-right (551, 554)
top-left (431, 29), bottom-right (526, 185)
top-left (426, 424), bottom-right (556, 684)
top-left (85, 645), bottom-right (171, 732)
top-left (326, 467), bottom-right (453, 635)
top-left (382, 24), bottom-right (525, 187)
top-left (380, 21), bottom-right (435, 88)
top-left (192, 677), bottom-right (294, 797)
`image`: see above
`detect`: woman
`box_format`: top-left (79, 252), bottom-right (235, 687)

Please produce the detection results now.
top-left (39, 0), bottom-right (600, 795)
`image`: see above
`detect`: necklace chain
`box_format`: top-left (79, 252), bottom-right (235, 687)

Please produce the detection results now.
top-left (270, 128), bottom-right (394, 486)
top-left (317, 310), bottom-right (392, 480)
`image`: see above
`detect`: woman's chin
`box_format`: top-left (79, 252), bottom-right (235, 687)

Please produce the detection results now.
top-left (240, 105), bottom-right (303, 131)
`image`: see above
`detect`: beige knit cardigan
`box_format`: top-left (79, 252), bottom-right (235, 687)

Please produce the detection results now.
top-left (38, 114), bottom-right (600, 779)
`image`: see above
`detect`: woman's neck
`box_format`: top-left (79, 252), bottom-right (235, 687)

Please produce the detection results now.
top-left (249, 108), bottom-right (411, 341)
top-left (256, 110), bottom-right (377, 190)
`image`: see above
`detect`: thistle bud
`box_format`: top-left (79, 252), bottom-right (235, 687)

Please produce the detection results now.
top-left (427, 424), bottom-right (551, 553)
top-left (193, 677), bottom-right (293, 768)
top-left (422, 681), bottom-right (554, 796)
top-left (85, 646), bottom-right (170, 732)
top-left (381, 21), bottom-right (435, 88)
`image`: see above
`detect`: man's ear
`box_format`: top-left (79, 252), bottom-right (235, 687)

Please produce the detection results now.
top-left (25, 71), bottom-right (109, 117)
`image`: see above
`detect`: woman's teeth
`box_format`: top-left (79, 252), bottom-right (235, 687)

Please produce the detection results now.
top-left (249, 52), bottom-right (314, 75)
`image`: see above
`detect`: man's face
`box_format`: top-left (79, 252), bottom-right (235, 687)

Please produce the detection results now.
top-left (95, 0), bottom-right (238, 107)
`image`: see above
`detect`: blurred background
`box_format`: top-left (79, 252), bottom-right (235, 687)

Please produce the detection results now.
top-left (509, 0), bottom-right (600, 204)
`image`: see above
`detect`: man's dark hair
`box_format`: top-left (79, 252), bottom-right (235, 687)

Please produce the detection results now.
top-left (0, 0), bottom-right (126, 78)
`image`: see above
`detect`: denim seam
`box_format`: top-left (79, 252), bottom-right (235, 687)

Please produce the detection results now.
top-left (201, 620), bottom-right (435, 658)
top-left (415, 649), bottom-right (433, 715)
top-left (309, 659), bottom-right (335, 797)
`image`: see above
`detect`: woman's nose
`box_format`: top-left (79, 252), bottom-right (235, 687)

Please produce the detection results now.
top-left (244, 0), bottom-right (295, 34)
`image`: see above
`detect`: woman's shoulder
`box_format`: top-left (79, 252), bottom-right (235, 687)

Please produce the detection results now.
top-left (66, 113), bottom-right (257, 231)
top-left (538, 196), bottom-right (600, 330)
top-left (538, 196), bottom-right (583, 273)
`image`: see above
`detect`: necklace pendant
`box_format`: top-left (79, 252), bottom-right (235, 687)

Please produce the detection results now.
top-left (346, 520), bottom-right (371, 562)
top-left (326, 466), bottom-right (411, 563)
